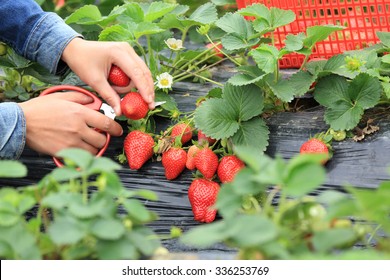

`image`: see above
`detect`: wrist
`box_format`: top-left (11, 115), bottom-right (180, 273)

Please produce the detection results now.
top-left (61, 37), bottom-right (84, 65)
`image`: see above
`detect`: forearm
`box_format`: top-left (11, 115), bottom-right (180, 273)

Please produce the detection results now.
top-left (0, 0), bottom-right (81, 74)
top-left (0, 103), bottom-right (26, 159)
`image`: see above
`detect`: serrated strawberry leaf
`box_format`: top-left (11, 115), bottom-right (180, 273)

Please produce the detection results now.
top-left (237, 3), bottom-right (270, 20)
top-left (315, 73), bottom-right (382, 130)
top-left (194, 83), bottom-right (264, 140)
top-left (65, 5), bottom-right (119, 27)
top-left (194, 98), bottom-right (239, 139)
top-left (269, 7), bottom-right (296, 29)
top-left (249, 44), bottom-right (279, 74)
top-left (143, 2), bottom-right (177, 22)
top-left (216, 13), bottom-right (251, 38)
top-left (98, 25), bottom-right (135, 42)
top-left (228, 66), bottom-right (266, 86)
top-left (304, 25), bottom-right (345, 49)
top-left (268, 70), bottom-right (316, 102)
top-left (189, 2), bottom-right (218, 24)
top-left (231, 117), bottom-right (269, 152)
top-left (221, 34), bottom-right (260, 51)
top-left (377, 31), bottom-right (390, 48)
top-left (118, 3), bottom-right (144, 23)
top-left (223, 83), bottom-right (264, 121)
top-left (284, 33), bottom-right (306, 51)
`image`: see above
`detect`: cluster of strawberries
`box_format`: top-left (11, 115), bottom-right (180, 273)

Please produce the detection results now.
top-left (123, 121), bottom-right (245, 224)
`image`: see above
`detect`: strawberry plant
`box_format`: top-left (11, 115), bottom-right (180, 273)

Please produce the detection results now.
top-left (180, 147), bottom-right (390, 259)
top-left (0, 148), bottom-right (161, 260)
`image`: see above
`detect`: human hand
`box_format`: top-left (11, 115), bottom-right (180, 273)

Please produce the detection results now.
top-left (61, 38), bottom-right (155, 115)
top-left (19, 91), bottom-right (123, 156)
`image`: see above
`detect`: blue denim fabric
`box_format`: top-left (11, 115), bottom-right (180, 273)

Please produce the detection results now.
top-left (0, 0), bottom-right (81, 74)
top-left (0, 103), bottom-right (26, 159)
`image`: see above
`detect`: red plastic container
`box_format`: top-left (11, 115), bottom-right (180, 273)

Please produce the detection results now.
top-left (236, 0), bottom-right (390, 68)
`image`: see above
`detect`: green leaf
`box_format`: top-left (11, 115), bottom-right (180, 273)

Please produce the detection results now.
top-left (215, 183), bottom-right (245, 219)
top-left (348, 73), bottom-right (382, 109)
top-left (284, 160), bottom-right (326, 197)
top-left (323, 100), bottom-right (365, 131)
top-left (216, 13), bottom-right (250, 38)
top-left (285, 33), bottom-right (306, 51)
top-left (221, 34), bottom-right (259, 51)
top-left (0, 223), bottom-right (41, 259)
top-left (91, 218), bottom-right (125, 240)
top-left (48, 217), bottom-right (87, 245)
top-left (180, 220), bottom-right (229, 248)
top-left (96, 237), bottom-right (138, 260)
top-left (122, 199), bottom-right (153, 222)
top-left (144, 2), bottom-right (177, 22)
top-left (377, 31), bottom-right (390, 47)
top-left (312, 228), bottom-right (357, 253)
top-left (41, 192), bottom-right (76, 210)
top-left (269, 70), bottom-right (316, 102)
top-left (127, 228), bottom-right (160, 256)
top-left (0, 202), bottom-right (20, 227)
top-left (69, 197), bottom-right (107, 219)
top-left (314, 75), bottom-right (349, 107)
top-left (233, 145), bottom-right (272, 173)
top-left (88, 157), bottom-right (122, 173)
top-left (189, 2), bottom-right (218, 24)
top-left (56, 148), bottom-right (94, 170)
top-left (249, 44), bottom-right (279, 73)
top-left (65, 5), bottom-right (102, 25)
top-left (316, 74), bottom-right (382, 130)
top-left (133, 190), bottom-right (158, 201)
top-left (382, 54), bottom-right (390, 64)
top-left (238, 3), bottom-right (270, 21)
top-left (269, 7), bottom-right (296, 29)
top-left (227, 215), bottom-right (277, 247)
top-left (304, 25), bottom-right (345, 49)
top-left (194, 98), bottom-right (240, 140)
top-left (228, 65), bottom-right (266, 86)
top-left (0, 161), bottom-right (27, 178)
top-left (224, 83), bottom-right (264, 121)
top-left (49, 167), bottom-right (82, 182)
top-left (99, 24), bottom-right (134, 42)
top-left (231, 117), bottom-right (269, 152)
top-left (133, 22), bottom-right (165, 39)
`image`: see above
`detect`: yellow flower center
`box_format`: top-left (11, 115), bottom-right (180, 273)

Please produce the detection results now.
top-left (160, 79), bottom-right (170, 86)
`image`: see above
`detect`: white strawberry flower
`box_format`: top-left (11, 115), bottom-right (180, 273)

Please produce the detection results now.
top-left (165, 38), bottom-right (184, 51)
top-left (156, 72), bottom-right (173, 89)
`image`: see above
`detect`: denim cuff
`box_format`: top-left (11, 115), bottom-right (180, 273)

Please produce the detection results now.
top-left (23, 12), bottom-right (82, 74)
top-left (0, 102), bottom-right (26, 159)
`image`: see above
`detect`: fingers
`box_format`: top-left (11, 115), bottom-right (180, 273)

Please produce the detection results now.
top-left (90, 79), bottom-right (122, 115)
top-left (48, 91), bottom-right (94, 105)
top-left (83, 109), bottom-right (123, 137)
top-left (112, 44), bottom-right (155, 110)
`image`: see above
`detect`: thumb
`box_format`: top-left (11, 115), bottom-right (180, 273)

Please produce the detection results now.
top-left (90, 80), bottom-right (122, 116)
top-left (47, 91), bottom-right (94, 105)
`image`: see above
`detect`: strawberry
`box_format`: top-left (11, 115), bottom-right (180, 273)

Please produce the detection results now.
top-left (217, 155), bottom-right (245, 183)
top-left (188, 178), bottom-right (220, 223)
top-left (206, 43), bottom-right (224, 58)
top-left (162, 147), bottom-right (187, 180)
top-left (299, 138), bottom-right (330, 164)
top-left (170, 123), bottom-right (193, 144)
top-left (108, 65), bottom-right (130, 87)
top-left (124, 130), bottom-right (154, 170)
top-left (186, 145), bottom-right (200, 170)
top-left (197, 130), bottom-right (216, 145)
top-left (121, 92), bottom-right (149, 120)
top-left (195, 147), bottom-right (219, 179)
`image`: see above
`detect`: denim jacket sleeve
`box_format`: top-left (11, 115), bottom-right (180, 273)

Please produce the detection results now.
top-left (0, 0), bottom-right (82, 74)
top-left (0, 103), bottom-right (26, 159)
top-left (0, 0), bottom-right (82, 159)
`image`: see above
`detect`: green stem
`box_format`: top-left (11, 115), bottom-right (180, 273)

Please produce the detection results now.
top-left (134, 41), bottom-right (148, 66)
top-left (299, 54), bottom-right (311, 71)
top-left (205, 34), bottom-right (241, 67)
top-left (82, 175), bottom-right (88, 204)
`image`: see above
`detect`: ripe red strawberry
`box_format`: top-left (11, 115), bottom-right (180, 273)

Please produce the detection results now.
top-left (217, 155), bottom-right (245, 183)
top-left (195, 147), bottom-right (219, 179)
top-left (171, 123), bottom-right (193, 144)
top-left (300, 138), bottom-right (329, 164)
top-left (108, 65), bottom-right (130, 87)
top-left (188, 178), bottom-right (220, 223)
top-left (121, 92), bottom-right (149, 120)
top-left (124, 130), bottom-right (154, 170)
top-left (197, 130), bottom-right (216, 145)
top-left (162, 147), bottom-right (187, 180)
top-left (186, 145), bottom-right (200, 170)
top-left (206, 43), bottom-right (224, 58)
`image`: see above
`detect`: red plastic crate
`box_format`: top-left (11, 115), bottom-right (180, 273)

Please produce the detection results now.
top-left (236, 0), bottom-right (390, 68)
